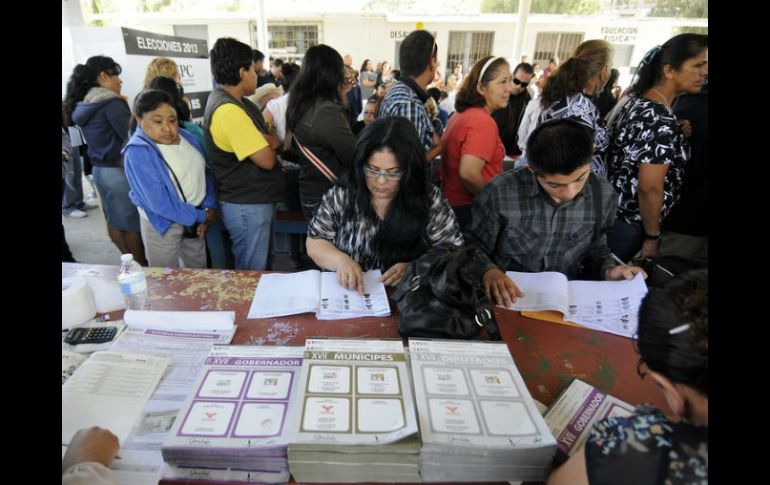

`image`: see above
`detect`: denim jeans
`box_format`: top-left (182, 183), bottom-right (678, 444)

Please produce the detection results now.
top-left (62, 149), bottom-right (85, 214)
top-left (92, 166), bottom-right (140, 232)
top-left (204, 219), bottom-right (234, 269)
top-left (220, 201), bottom-right (275, 270)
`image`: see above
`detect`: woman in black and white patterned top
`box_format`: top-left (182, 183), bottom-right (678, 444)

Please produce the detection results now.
top-left (605, 34), bottom-right (708, 263)
top-left (307, 116), bottom-right (463, 293)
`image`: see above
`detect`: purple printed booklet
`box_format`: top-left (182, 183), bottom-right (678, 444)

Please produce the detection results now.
top-left (543, 378), bottom-right (635, 461)
top-left (162, 345), bottom-right (304, 474)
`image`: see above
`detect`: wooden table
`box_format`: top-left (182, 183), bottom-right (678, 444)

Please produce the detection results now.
top-left (63, 263), bottom-right (668, 483)
top-left (63, 263), bottom-right (666, 410)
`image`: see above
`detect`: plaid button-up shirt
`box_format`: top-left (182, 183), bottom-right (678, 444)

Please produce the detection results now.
top-left (379, 80), bottom-right (434, 151)
top-left (466, 168), bottom-right (617, 279)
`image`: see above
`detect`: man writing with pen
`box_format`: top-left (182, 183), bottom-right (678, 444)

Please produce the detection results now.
top-left (466, 119), bottom-right (645, 307)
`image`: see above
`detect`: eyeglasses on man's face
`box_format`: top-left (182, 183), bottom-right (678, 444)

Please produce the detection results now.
top-left (364, 166), bottom-right (402, 181)
top-left (513, 78), bottom-right (529, 88)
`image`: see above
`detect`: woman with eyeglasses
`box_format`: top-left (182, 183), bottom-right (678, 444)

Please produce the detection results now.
top-left (306, 116), bottom-right (463, 293)
top-left (537, 39), bottom-right (613, 177)
top-left (548, 269), bottom-right (707, 485)
top-left (441, 55), bottom-right (513, 230)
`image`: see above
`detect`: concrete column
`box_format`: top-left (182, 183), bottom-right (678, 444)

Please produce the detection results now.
top-left (511, 0), bottom-right (532, 63)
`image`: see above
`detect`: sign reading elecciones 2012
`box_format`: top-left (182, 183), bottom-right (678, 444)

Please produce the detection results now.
top-left (121, 27), bottom-right (208, 59)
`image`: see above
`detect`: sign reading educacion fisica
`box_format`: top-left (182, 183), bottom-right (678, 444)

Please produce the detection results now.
top-left (122, 27), bottom-right (208, 59)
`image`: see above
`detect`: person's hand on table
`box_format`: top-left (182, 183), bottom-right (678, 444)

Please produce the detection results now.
top-left (336, 254), bottom-right (364, 295)
top-left (380, 262), bottom-right (409, 287)
top-left (483, 268), bottom-right (524, 307)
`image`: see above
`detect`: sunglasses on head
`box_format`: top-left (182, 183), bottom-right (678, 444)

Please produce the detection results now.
top-left (513, 78), bottom-right (529, 88)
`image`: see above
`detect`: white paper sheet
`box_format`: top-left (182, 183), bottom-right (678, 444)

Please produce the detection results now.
top-left (62, 351), bottom-right (169, 446)
top-left (123, 310), bottom-right (235, 331)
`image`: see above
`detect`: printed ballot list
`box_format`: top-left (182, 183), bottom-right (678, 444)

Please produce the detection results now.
top-left (248, 269), bottom-right (390, 320)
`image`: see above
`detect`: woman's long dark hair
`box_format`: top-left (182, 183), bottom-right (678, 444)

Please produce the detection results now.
top-left (147, 75), bottom-right (191, 126)
top-left (631, 33), bottom-right (708, 96)
top-left (637, 269), bottom-right (708, 396)
top-left (342, 116), bottom-right (430, 270)
top-left (286, 45), bottom-right (344, 132)
top-left (63, 55), bottom-right (121, 126)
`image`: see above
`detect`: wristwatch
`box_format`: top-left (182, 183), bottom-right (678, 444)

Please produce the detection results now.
top-left (644, 232), bottom-right (661, 240)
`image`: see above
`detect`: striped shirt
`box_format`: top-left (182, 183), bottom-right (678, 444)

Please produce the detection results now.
top-left (308, 184), bottom-right (463, 271)
top-left (379, 80), bottom-right (434, 151)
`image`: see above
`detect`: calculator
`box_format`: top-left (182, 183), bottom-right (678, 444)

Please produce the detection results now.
top-left (64, 326), bottom-right (118, 345)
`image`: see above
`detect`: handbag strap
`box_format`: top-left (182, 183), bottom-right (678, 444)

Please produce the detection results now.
top-left (144, 134), bottom-right (189, 203)
top-left (293, 135), bottom-right (337, 182)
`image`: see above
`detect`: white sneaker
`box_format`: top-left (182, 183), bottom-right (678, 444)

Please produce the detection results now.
top-left (81, 201), bottom-right (99, 210)
top-left (64, 209), bottom-right (87, 218)
top-left (85, 193), bottom-right (98, 204)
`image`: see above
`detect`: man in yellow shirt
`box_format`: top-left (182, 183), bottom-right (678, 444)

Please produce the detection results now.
top-left (203, 37), bottom-right (285, 270)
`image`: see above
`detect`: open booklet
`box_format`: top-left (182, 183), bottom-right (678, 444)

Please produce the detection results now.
top-left (248, 269), bottom-right (390, 320)
top-left (501, 271), bottom-right (648, 338)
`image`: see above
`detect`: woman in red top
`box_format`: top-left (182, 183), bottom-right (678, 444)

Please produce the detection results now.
top-left (441, 55), bottom-right (513, 229)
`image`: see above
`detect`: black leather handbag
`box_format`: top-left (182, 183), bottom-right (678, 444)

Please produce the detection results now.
top-left (392, 245), bottom-right (501, 340)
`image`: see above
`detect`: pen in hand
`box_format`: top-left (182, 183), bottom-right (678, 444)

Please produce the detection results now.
top-left (610, 253), bottom-right (628, 268)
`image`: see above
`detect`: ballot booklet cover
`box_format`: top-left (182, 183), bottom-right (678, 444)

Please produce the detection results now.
top-left (248, 269), bottom-right (390, 320)
top-left (288, 338), bottom-right (420, 482)
top-left (162, 345), bottom-right (304, 472)
top-left (408, 338), bottom-right (557, 482)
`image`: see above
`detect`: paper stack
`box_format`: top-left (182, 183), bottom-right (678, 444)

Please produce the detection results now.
top-left (409, 338), bottom-right (557, 482)
top-left (287, 338), bottom-right (420, 482)
top-left (161, 345), bottom-right (304, 483)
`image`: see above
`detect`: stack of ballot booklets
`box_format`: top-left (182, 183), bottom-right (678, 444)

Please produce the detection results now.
top-left (287, 338), bottom-right (420, 482)
top-left (409, 338), bottom-right (557, 482)
top-left (543, 378), bottom-right (635, 463)
top-left (161, 345), bottom-right (304, 483)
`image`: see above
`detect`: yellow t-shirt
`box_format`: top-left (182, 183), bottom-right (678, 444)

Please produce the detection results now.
top-left (209, 103), bottom-right (269, 161)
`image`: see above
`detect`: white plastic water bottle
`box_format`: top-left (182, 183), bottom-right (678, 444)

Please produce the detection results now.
top-left (118, 254), bottom-right (151, 310)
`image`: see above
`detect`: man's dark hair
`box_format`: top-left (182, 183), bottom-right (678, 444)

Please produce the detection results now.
top-left (253, 49), bottom-right (265, 63)
top-left (527, 119), bottom-right (593, 175)
top-left (426, 87), bottom-right (441, 103)
top-left (210, 38), bottom-right (254, 86)
top-left (280, 62), bottom-right (301, 92)
top-left (513, 62), bottom-right (534, 76)
top-left (398, 30), bottom-right (436, 78)
top-left (273, 58), bottom-right (284, 68)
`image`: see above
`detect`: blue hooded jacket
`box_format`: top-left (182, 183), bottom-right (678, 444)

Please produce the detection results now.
top-left (71, 89), bottom-right (131, 167)
top-left (122, 126), bottom-right (217, 235)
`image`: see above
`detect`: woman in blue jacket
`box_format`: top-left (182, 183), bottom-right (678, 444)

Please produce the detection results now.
top-left (123, 89), bottom-right (217, 268)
